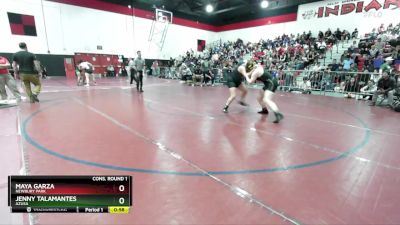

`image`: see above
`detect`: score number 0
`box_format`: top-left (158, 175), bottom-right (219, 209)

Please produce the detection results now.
top-left (118, 185), bottom-right (125, 205)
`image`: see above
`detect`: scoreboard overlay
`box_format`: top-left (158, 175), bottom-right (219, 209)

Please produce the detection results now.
top-left (8, 176), bottom-right (132, 213)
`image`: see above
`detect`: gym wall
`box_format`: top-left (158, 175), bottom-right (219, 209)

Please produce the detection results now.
top-left (0, 0), bottom-right (215, 65)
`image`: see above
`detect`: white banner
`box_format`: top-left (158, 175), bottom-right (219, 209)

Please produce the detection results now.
top-left (297, 0), bottom-right (400, 35)
top-left (298, 0), bottom-right (399, 21)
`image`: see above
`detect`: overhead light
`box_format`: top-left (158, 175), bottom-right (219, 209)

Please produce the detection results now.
top-left (128, 5), bottom-right (131, 8)
top-left (205, 4), bottom-right (213, 13)
top-left (260, 0), bottom-right (269, 8)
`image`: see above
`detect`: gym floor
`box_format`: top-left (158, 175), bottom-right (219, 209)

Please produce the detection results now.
top-left (1, 77), bottom-right (399, 225)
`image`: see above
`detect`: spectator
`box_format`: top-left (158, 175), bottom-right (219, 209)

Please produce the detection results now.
top-left (358, 80), bottom-right (377, 100)
top-left (173, 22), bottom-right (399, 94)
top-left (325, 28), bottom-right (332, 38)
top-left (151, 60), bottom-right (160, 77)
top-left (340, 51), bottom-right (348, 63)
top-left (342, 30), bottom-right (351, 43)
top-left (327, 33), bottom-right (337, 45)
top-left (192, 65), bottom-right (203, 86)
top-left (379, 57), bottom-right (393, 75)
top-left (360, 47), bottom-right (370, 55)
top-left (179, 63), bottom-right (192, 84)
top-left (0, 55), bottom-right (21, 102)
top-left (388, 23), bottom-right (394, 32)
top-left (317, 40), bottom-right (327, 54)
top-left (290, 77), bottom-right (312, 94)
top-left (370, 72), bottom-right (396, 106)
top-left (378, 23), bottom-right (385, 34)
top-left (128, 58), bottom-right (135, 82)
top-left (359, 69), bottom-right (372, 84)
top-left (375, 38), bottom-right (385, 52)
top-left (312, 62), bottom-right (322, 72)
top-left (356, 54), bottom-right (366, 71)
top-left (301, 77), bottom-right (312, 94)
top-left (318, 31), bottom-right (324, 39)
top-left (169, 57), bottom-right (175, 68)
top-left (335, 28), bottom-right (342, 41)
top-left (352, 28), bottom-right (359, 39)
top-left (119, 58), bottom-right (127, 77)
top-left (201, 59), bottom-right (211, 85)
top-left (343, 55), bottom-right (353, 71)
top-left (106, 64), bottom-right (115, 77)
top-left (374, 55), bottom-right (385, 71)
top-left (370, 28), bottom-right (378, 40)
top-left (369, 45), bottom-right (379, 58)
top-left (344, 77), bottom-right (360, 98)
top-left (370, 72), bottom-right (382, 83)
top-left (334, 80), bottom-right (346, 92)
top-left (328, 59), bottom-right (340, 71)
top-left (348, 40), bottom-right (358, 53)
top-left (349, 63), bottom-right (358, 73)
top-left (39, 63), bottom-right (47, 79)
top-left (366, 57), bottom-right (375, 72)
top-left (306, 50), bottom-right (316, 68)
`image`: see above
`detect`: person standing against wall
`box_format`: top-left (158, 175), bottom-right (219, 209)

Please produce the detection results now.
top-left (134, 51), bottom-right (145, 92)
top-left (12, 42), bottom-right (41, 103)
top-left (40, 63), bottom-right (48, 79)
top-left (0, 55), bottom-right (21, 102)
top-left (201, 58), bottom-right (212, 85)
top-left (128, 58), bottom-right (135, 83)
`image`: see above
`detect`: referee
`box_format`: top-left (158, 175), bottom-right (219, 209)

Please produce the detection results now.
top-left (133, 51), bottom-right (145, 92)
